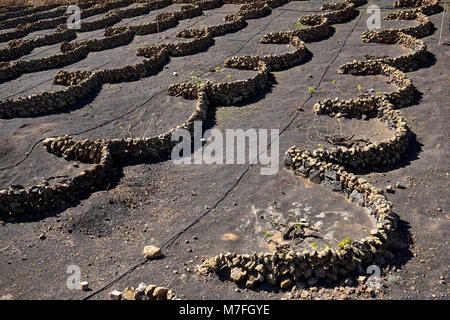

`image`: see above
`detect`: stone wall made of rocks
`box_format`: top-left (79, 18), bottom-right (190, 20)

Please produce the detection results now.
top-left (311, 96), bottom-right (410, 169)
top-left (343, 32), bottom-right (428, 72)
top-left (168, 61), bottom-right (269, 104)
top-left (119, 283), bottom-right (179, 300)
top-left (393, 0), bottom-right (441, 15)
top-left (138, 32), bottom-right (214, 57)
top-left (61, 28), bottom-right (134, 52)
top-left (298, 0), bottom-right (359, 25)
top-left (0, 145), bottom-right (117, 218)
top-left (198, 157), bottom-right (396, 288)
top-left (337, 61), bottom-right (415, 107)
top-left (0, 6), bottom-right (68, 30)
top-left (0, 29), bottom-right (76, 63)
top-left (0, 2), bottom-right (255, 119)
top-left (176, 14), bottom-right (247, 38)
top-left (0, 69), bottom-right (101, 119)
top-left (224, 35), bottom-right (307, 71)
top-left (261, 16), bottom-right (330, 43)
top-left (0, 45), bottom-right (89, 84)
top-left (383, 11), bottom-right (433, 38)
top-left (237, 2), bottom-right (272, 20)
top-left (0, 0), bottom-right (373, 214)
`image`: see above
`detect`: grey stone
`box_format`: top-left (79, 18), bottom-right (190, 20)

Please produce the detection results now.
top-left (283, 153), bottom-right (293, 168)
top-left (323, 179), bottom-right (342, 191)
top-left (349, 190), bottom-right (364, 206)
top-left (324, 169), bottom-right (337, 180)
top-left (308, 169), bottom-right (321, 184)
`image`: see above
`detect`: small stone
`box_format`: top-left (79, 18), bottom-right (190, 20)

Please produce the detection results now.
top-left (230, 268), bottom-right (247, 283)
top-left (283, 153), bottom-right (293, 167)
top-left (122, 287), bottom-right (136, 300)
top-left (300, 290), bottom-right (309, 299)
top-left (143, 245), bottom-right (162, 259)
top-left (385, 185), bottom-right (394, 193)
top-left (266, 273), bottom-right (277, 286)
top-left (309, 170), bottom-right (321, 184)
top-left (173, 72), bottom-right (178, 76)
top-left (153, 287), bottom-right (169, 299)
top-left (38, 233), bottom-right (46, 240)
top-left (144, 285), bottom-right (156, 297)
top-left (396, 181), bottom-right (406, 189)
top-left (357, 276), bottom-right (366, 285)
top-left (280, 278), bottom-right (293, 290)
top-left (109, 290), bottom-right (122, 300)
top-left (349, 190), bottom-right (364, 206)
top-left (80, 281), bottom-right (89, 291)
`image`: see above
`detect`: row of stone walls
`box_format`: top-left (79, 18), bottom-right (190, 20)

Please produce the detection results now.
top-left (0, 2), bottom-right (245, 119)
top-left (0, 0), bottom-right (133, 43)
top-left (0, 0), bottom-right (290, 216)
top-left (196, 0), bottom-right (436, 290)
top-left (0, 4), bottom-right (60, 23)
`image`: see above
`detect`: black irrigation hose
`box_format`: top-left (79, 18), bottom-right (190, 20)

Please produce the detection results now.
top-left (81, 7), bottom-right (364, 301)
